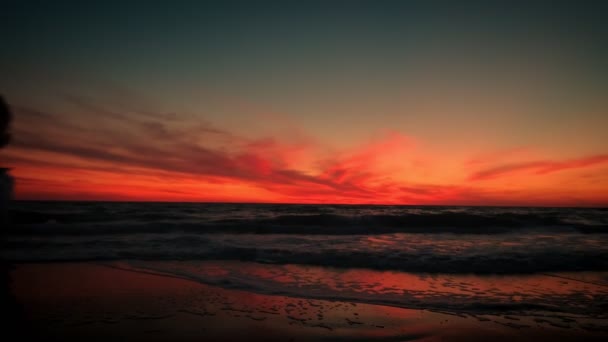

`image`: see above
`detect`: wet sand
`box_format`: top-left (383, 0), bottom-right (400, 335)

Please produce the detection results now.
top-left (9, 263), bottom-right (608, 341)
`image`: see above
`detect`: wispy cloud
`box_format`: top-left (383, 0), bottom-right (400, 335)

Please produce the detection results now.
top-left (469, 155), bottom-right (608, 181)
top-left (9, 98), bottom-right (406, 201)
top-left (4, 95), bottom-right (608, 205)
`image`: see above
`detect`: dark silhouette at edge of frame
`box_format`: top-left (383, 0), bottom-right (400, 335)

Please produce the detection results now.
top-left (1, 95), bottom-right (13, 223)
top-left (0, 95), bottom-right (29, 339)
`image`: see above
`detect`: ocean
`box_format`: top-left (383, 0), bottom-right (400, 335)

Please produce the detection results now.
top-left (4, 201), bottom-right (608, 328)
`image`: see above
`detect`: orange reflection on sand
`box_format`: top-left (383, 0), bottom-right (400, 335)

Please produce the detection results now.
top-left (129, 260), bottom-right (608, 317)
top-left (11, 263), bottom-right (608, 342)
top-left (201, 261), bottom-right (607, 297)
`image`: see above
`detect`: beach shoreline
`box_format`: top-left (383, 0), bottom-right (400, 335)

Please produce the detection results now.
top-left (7, 262), bottom-right (608, 341)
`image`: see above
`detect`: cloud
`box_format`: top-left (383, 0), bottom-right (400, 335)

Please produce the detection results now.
top-left (469, 155), bottom-right (608, 181)
top-left (9, 101), bottom-right (383, 201)
top-left (319, 132), bottom-right (412, 184)
top-left (5, 95), bottom-right (608, 205)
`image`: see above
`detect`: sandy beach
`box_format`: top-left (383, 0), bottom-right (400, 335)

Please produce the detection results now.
top-left (7, 262), bottom-right (607, 342)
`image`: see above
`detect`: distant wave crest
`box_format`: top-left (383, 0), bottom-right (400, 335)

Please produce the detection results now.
top-left (8, 211), bottom-right (608, 235)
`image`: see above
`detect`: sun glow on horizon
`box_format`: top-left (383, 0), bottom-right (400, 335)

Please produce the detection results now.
top-left (4, 101), bottom-right (608, 207)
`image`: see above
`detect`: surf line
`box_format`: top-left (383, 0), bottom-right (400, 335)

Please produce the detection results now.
top-left (539, 273), bottom-right (608, 288)
top-left (98, 262), bottom-right (200, 283)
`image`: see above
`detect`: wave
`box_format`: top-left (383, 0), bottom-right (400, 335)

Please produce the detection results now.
top-left (108, 261), bottom-right (608, 319)
top-left (5, 233), bottom-right (608, 274)
top-left (6, 203), bottom-right (607, 274)
top-left (8, 211), bottom-right (608, 235)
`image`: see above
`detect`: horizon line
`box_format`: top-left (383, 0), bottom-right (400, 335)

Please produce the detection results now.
top-left (11, 199), bottom-right (607, 209)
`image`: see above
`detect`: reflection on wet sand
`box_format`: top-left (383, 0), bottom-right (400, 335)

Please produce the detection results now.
top-left (124, 260), bottom-right (608, 322)
top-left (11, 262), bottom-right (608, 341)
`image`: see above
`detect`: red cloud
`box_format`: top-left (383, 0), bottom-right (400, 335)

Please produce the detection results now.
top-left (4, 96), bottom-right (608, 206)
top-left (320, 132), bottom-right (412, 184)
top-left (469, 155), bottom-right (608, 181)
top-left (9, 100), bottom-right (408, 202)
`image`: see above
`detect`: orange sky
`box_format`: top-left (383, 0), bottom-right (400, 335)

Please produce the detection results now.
top-left (3, 100), bottom-right (608, 206)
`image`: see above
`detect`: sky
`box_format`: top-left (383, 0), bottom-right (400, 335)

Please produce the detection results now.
top-left (1, 0), bottom-right (607, 206)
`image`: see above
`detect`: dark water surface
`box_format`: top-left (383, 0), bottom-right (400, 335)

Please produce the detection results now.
top-left (4, 201), bottom-right (608, 331)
